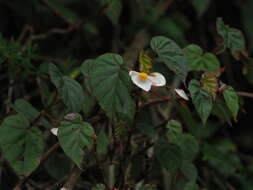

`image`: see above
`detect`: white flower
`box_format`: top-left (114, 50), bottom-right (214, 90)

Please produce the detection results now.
top-left (174, 88), bottom-right (189, 101)
top-left (129, 71), bottom-right (166, 91)
top-left (50, 128), bottom-right (58, 136)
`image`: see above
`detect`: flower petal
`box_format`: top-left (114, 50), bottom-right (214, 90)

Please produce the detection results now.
top-left (50, 128), bottom-right (58, 136)
top-left (129, 70), bottom-right (152, 91)
top-left (174, 88), bottom-right (189, 100)
top-left (149, 72), bottom-right (166, 86)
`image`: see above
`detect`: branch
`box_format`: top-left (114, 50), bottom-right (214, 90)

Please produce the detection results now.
top-left (237, 91), bottom-right (253, 99)
top-left (30, 25), bottom-right (78, 41)
top-left (14, 143), bottom-right (60, 190)
top-left (61, 166), bottom-right (83, 190)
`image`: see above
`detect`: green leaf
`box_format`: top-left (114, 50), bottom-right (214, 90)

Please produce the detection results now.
top-left (0, 114), bottom-right (44, 175)
top-left (97, 0), bottom-right (122, 25)
top-left (49, 63), bottom-right (63, 88)
top-left (82, 88), bottom-right (96, 118)
top-left (223, 86), bottom-right (239, 120)
top-left (89, 53), bottom-right (134, 121)
top-left (183, 181), bottom-right (199, 190)
top-left (117, 96), bottom-right (136, 125)
top-left (58, 120), bottom-right (94, 167)
top-left (212, 98), bottom-right (232, 125)
top-left (184, 44), bottom-right (220, 72)
top-left (203, 143), bottom-right (242, 176)
top-left (177, 134), bottom-right (199, 163)
top-left (91, 184), bottom-right (106, 190)
top-left (105, 0), bottom-right (122, 26)
top-left (81, 59), bottom-right (95, 79)
top-left (59, 76), bottom-right (85, 112)
top-left (12, 99), bottom-right (51, 128)
top-left (181, 162), bottom-right (198, 182)
top-left (96, 128), bottom-right (109, 154)
top-left (49, 63), bottom-right (85, 112)
top-left (166, 120), bottom-right (183, 143)
top-left (192, 0), bottom-right (210, 18)
top-left (155, 140), bottom-right (182, 173)
top-left (43, 0), bottom-right (80, 24)
top-left (188, 79), bottom-right (213, 124)
top-left (216, 18), bottom-right (246, 59)
top-left (150, 36), bottom-right (188, 82)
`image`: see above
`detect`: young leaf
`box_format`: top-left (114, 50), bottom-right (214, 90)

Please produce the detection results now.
top-left (184, 44), bottom-right (220, 72)
top-left (58, 120), bottom-right (95, 167)
top-left (139, 50), bottom-right (153, 73)
top-left (0, 114), bottom-right (44, 175)
top-left (155, 140), bottom-right (182, 173)
top-left (188, 79), bottom-right (213, 124)
top-left (216, 18), bottom-right (246, 59)
top-left (222, 86), bottom-right (239, 120)
top-left (166, 120), bottom-right (183, 143)
top-left (201, 72), bottom-right (219, 98)
top-left (89, 53), bottom-right (134, 121)
top-left (150, 36), bottom-right (188, 82)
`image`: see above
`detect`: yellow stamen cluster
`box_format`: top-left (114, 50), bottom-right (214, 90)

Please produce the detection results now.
top-left (138, 72), bottom-right (148, 81)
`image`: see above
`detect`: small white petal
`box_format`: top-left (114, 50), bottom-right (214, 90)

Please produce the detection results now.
top-left (149, 72), bottom-right (166, 86)
top-left (129, 71), bottom-right (139, 77)
top-left (174, 88), bottom-right (189, 101)
top-left (50, 128), bottom-right (58, 136)
top-left (129, 70), bottom-right (152, 91)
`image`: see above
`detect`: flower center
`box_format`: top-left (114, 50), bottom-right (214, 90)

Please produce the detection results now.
top-left (138, 72), bottom-right (148, 81)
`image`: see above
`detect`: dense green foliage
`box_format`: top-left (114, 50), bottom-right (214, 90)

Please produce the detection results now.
top-left (0, 0), bottom-right (253, 190)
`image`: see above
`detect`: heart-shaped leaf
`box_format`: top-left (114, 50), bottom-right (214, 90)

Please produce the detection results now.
top-left (188, 79), bottom-right (213, 124)
top-left (222, 85), bottom-right (239, 120)
top-left (89, 53), bottom-right (135, 121)
top-left (0, 114), bottom-right (44, 175)
top-left (184, 44), bottom-right (220, 72)
top-left (49, 63), bottom-right (85, 112)
top-left (58, 120), bottom-right (94, 167)
top-left (150, 36), bottom-right (188, 83)
top-left (217, 18), bottom-right (246, 59)
top-left (155, 140), bottom-right (182, 173)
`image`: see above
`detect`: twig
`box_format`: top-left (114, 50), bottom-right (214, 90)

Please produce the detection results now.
top-left (237, 91), bottom-right (253, 98)
top-left (14, 143), bottom-right (60, 189)
top-left (149, 90), bottom-right (171, 102)
top-left (61, 166), bottom-right (83, 190)
top-left (30, 25), bottom-right (78, 41)
top-left (40, 143), bottom-right (60, 164)
top-left (6, 79), bottom-right (14, 113)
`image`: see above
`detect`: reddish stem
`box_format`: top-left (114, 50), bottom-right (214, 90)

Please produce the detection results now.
top-left (149, 90), bottom-right (171, 102)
